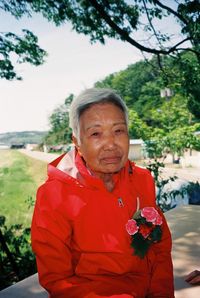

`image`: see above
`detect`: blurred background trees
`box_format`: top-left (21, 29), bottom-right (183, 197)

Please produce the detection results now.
top-left (44, 94), bottom-right (73, 145)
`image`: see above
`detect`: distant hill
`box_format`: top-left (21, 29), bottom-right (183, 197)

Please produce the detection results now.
top-left (0, 131), bottom-right (47, 145)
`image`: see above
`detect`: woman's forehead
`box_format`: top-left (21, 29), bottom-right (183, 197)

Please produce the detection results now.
top-left (79, 104), bottom-right (127, 133)
top-left (82, 101), bottom-right (124, 115)
top-left (80, 103), bottom-right (125, 121)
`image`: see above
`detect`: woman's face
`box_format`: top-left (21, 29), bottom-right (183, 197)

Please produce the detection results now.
top-left (74, 102), bottom-right (129, 178)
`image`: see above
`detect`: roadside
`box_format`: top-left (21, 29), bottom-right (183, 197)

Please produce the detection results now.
top-left (161, 166), bottom-right (200, 183)
top-left (19, 149), bottom-right (59, 163)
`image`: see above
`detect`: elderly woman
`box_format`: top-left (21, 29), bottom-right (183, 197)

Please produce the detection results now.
top-left (31, 88), bottom-right (174, 298)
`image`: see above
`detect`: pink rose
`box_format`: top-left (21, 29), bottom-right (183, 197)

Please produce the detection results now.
top-left (141, 207), bottom-right (159, 223)
top-left (154, 214), bottom-right (163, 225)
top-left (126, 219), bottom-right (139, 235)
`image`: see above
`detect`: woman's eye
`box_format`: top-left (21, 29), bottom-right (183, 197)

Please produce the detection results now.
top-left (115, 128), bottom-right (124, 134)
top-left (91, 132), bottom-right (100, 137)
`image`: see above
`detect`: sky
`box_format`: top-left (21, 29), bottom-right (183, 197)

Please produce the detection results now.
top-left (0, 10), bottom-right (143, 134)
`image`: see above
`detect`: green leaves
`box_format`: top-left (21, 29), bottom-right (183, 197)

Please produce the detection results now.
top-left (0, 30), bottom-right (47, 80)
top-left (45, 94), bottom-right (73, 145)
top-left (0, 216), bottom-right (36, 289)
top-left (128, 109), bottom-right (151, 140)
top-left (1, 1), bottom-right (200, 79)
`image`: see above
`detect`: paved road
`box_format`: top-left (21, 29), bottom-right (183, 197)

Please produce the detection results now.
top-left (19, 149), bottom-right (200, 182)
top-left (19, 149), bottom-right (59, 163)
top-left (162, 166), bottom-right (200, 183)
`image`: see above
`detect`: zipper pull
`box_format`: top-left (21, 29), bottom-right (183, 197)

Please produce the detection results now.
top-left (118, 197), bottom-right (124, 207)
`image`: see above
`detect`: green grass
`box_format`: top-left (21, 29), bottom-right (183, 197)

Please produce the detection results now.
top-left (0, 150), bottom-right (47, 227)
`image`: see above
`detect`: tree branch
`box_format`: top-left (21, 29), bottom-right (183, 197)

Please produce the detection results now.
top-left (142, 0), bottom-right (163, 48)
top-left (88, 0), bottom-right (191, 56)
top-left (152, 0), bottom-right (189, 24)
top-left (168, 37), bottom-right (190, 52)
top-left (88, 0), bottom-right (169, 55)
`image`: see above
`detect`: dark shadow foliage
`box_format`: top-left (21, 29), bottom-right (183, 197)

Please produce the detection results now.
top-left (0, 216), bottom-right (36, 290)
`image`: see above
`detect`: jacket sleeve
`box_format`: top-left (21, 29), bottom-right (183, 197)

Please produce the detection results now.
top-left (31, 182), bottom-right (77, 296)
top-left (31, 182), bottom-right (135, 298)
top-left (142, 171), bottom-right (174, 298)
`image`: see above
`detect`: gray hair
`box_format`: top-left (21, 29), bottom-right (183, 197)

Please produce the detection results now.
top-left (69, 88), bottom-right (129, 142)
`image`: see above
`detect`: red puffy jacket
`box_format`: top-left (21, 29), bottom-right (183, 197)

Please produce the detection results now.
top-left (31, 150), bottom-right (174, 298)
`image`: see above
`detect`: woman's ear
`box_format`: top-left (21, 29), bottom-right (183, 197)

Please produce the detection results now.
top-left (72, 135), bottom-right (82, 156)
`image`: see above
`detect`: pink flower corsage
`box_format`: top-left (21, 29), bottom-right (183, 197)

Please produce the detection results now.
top-left (125, 207), bottom-right (163, 258)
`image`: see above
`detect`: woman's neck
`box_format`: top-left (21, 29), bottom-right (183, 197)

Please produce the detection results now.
top-left (99, 173), bottom-right (115, 192)
top-left (101, 174), bottom-right (115, 192)
top-left (86, 164), bottom-right (115, 192)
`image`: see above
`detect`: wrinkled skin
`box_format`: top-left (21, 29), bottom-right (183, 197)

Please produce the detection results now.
top-left (73, 102), bottom-right (129, 190)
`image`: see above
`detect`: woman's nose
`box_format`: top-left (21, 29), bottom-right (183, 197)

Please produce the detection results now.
top-left (103, 134), bottom-right (117, 150)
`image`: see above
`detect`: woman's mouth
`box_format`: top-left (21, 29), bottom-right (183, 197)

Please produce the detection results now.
top-left (101, 156), bottom-right (121, 164)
